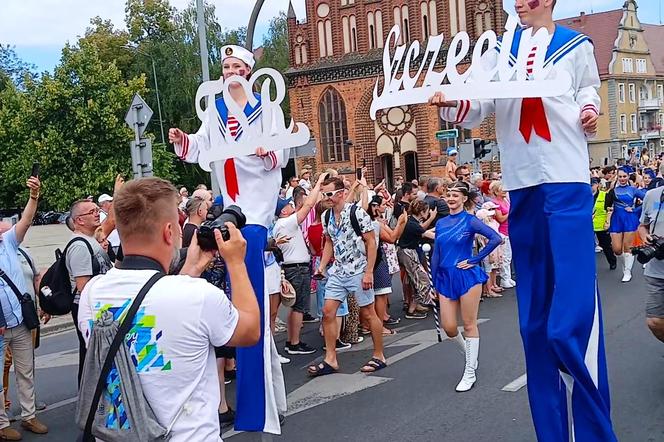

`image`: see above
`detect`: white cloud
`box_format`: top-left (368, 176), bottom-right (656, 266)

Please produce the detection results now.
top-left (0, 0), bottom-right (307, 47)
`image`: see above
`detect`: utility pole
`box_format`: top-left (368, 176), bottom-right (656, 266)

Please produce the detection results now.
top-left (196, 0), bottom-right (220, 196)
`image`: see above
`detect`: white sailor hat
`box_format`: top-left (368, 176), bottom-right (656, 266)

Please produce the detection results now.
top-left (221, 45), bottom-right (255, 69)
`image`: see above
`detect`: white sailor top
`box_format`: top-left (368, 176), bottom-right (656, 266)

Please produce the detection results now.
top-left (440, 25), bottom-right (601, 192)
top-left (174, 92), bottom-right (288, 228)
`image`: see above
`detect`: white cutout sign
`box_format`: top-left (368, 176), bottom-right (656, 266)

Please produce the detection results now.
top-left (194, 68), bottom-right (310, 171)
top-left (370, 15), bottom-right (572, 119)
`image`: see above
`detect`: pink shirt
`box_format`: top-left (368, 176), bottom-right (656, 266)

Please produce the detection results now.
top-left (494, 198), bottom-right (509, 236)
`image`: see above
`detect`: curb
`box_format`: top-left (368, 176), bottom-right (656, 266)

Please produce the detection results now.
top-left (41, 320), bottom-right (75, 337)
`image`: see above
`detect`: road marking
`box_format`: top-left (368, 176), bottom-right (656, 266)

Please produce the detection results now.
top-left (501, 373), bottom-right (527, 392)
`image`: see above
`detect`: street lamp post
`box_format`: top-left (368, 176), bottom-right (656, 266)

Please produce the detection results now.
top-left (125, 45), bottom-right (166, 144)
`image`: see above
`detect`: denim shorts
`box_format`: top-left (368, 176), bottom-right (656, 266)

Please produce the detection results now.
top-left (283, 264), bottom-right (311, 313)
top-left (325, 272), bottom-right (375, 308)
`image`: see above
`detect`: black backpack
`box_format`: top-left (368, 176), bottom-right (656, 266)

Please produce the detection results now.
top-left (324, 204), bottom-right (383, 269)
top-left (39, 237), bottom-right (99, 316)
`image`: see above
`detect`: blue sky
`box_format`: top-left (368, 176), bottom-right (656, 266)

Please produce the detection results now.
top-left (1, 0), bottom-right (661, 73)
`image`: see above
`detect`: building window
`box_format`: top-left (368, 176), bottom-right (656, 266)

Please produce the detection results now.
top-left (393, 6), bottom-right (410, 43)
top-left (449, 0), bottom-right (467, 35)
top-left (631, 114), bottom-right (637, 133)
top-left (658, 84), bottom-right (663, 101)
top-left (660, 113), bottom-right (664, 127)
top-left (319, 88), bottom-right (350, 163)
top-left (628, 83), bottom-right (636, 103)
top-left (636, 58), bottom-right (647, 74)
top-left (623, 57), bottom-right (634, 73)
top-left (341, 0), bottom-right (355, 5)
top-left (317, 4), bottom-right (333, 58)
top-left (618, 83), bottom-right (625, 102)
top-left (351, 15), bottom-right (358, 51)
top-left (474, 1), bottom-right (492, 35)
top-left (343, 15), bottom-right (358, 53)
top-left (368, 10), bottom-right (383, 49)
top-left (421, 1), bottom-right (438, 37)
top-left (620, 114), bottom-right (627, 133)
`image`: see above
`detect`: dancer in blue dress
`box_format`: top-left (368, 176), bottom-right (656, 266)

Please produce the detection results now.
top-left (606, 168), bottom-right (646, 282)
top-left (430, 182), bottom-right (501, 392)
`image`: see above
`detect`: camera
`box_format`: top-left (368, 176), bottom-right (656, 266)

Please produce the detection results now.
top-left (631, 235), bottom-right (664, 264)
top-left (196, 205), bottom-right (246, 251)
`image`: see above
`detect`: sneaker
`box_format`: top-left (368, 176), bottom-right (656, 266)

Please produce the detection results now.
top-left (21, 417), bottom-right (48, 434)
top-left (500, 280), bottom-right (515, 289)
top-left (274, 318), bottom-right (287, 333)
top-left (349, 336), bottom-right (364, 344)
top-left (219, 407), bottom-right (235, 429)
top-left (224, 379), bottom-right (231, 385)
top-left (224, 369), bottom-right (236, 380)
top-left (35, 401), bottom-right (47, 412)
top-left (405, 311), bottom-right (428, 320)
top-left (323, 339), bottom-right (352, 351)
top-left (278, 354), bottom-right (291, 364)
top-left (285, 342), bottom-right (317, 355)
top-left (384, 316), bottom-right (401, 326)
top-left (302, 313), bottom-right (319, 323)
top-left (595, 245), bottom-right (603, 253)
top-left (279, 414), bottom-right (285, 426)
top-left (0, 427), bottom-right (21, 441)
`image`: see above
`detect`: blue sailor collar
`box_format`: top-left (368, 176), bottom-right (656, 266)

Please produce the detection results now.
top-left (215, 91), bottom-right (262, 140)
top-left (496, 25), bottom-right (591, 68)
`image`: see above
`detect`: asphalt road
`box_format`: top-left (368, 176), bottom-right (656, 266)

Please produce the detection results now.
top-left (8, 254), bottom-right (664, 441)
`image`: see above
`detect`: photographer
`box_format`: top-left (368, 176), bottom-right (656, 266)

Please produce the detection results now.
top-left (637, 186), bottom-right (664, 343)
top-left (78, 177), bottom-right (260, 440)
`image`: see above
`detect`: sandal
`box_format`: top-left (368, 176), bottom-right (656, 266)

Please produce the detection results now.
top-left (384, 316), bottom-right (401, 326)
top-left (360, 327), bottom-right (371, 336)
top-left (485, 292), bottom-right (503, 298)
top-left (307, 361), bottom-right (338, 377)
top-left (360, 357), bottom-right (388, 373)
top-left (382, 329), bottom-right (397, 336)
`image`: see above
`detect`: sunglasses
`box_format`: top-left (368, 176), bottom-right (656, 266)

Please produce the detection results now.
top-left (322, 189), bottom-right (343, 199)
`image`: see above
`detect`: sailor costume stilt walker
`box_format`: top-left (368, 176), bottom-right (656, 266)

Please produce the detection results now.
top-left (170, 45), bottom-right (287, 434)
top-left (433, 2), bottom-right (617, 440)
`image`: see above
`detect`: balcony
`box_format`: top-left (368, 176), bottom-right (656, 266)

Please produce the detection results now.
top-left (638, 98), bottom-right (662, 111)
top-left (640, 125), bottom-right (663, 139)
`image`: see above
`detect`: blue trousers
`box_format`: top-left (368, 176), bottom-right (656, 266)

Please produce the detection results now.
top-left (509, 184), bottom-right (616, 442)
top-left (233, 225), bottom-right (280, 432)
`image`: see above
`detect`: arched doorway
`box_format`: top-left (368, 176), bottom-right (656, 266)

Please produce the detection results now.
top-left (403, 151), bottom-right (418, 182)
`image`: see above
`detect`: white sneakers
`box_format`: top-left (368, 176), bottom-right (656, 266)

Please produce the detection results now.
top-left (455, 337), bottom-right (480, 392)
top-left (278, 354), bottom-right (291, 364)
top-left (621, 254), bottom-right (635, 283)
top-left (500, 279), bottom-right (516, 289)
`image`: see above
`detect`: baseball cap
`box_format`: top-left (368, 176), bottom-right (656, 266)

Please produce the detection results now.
top-left (275, 197), bottom-right (293, 216)
top-left (98, 194), bottom-right (113, 204)
top-left (447, 148), bottom-right (458, 156)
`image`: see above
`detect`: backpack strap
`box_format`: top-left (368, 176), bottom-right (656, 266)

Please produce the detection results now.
top-left (324, 209), bottom-right (332, 232)
top-left (64, 237), bottom-right (101, 277)
top-left (349, 204), bottom-right (363, 238)
top-left (83, 272), bottom-right (165, 440)
top-left (17, 248), bottom-right (35, 275)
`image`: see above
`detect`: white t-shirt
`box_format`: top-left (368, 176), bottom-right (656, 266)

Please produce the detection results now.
top-left (99, 211), bottom-right (120, 248)
top-left (273, 214), bottom-right (310, 264)
top-left (78, 268), bottom-right (239, 442)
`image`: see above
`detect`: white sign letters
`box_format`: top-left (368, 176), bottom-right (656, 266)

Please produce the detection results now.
top-left (194, 68), bottom-right (310, 171)
top-left (370, 15), bottom-right (572, 119)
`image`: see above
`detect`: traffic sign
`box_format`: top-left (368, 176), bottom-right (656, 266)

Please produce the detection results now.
top-left (125, 94), bottom-right (153, 138)
top-left (628, 140), bottom-right (646, 148)
top-left (435, 129), bottom-right (459, 140)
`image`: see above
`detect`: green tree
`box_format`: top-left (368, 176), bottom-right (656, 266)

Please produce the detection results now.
top-left (80, 17), bottom-right (133, 79)
top-left (0, 41), bottom-right (177, 210)
top-left (0, 44), bottom-right (36, 88)
top-left (125, 0), bottom-right (176, 43)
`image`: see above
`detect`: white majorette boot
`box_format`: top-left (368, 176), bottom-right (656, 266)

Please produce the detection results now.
top-left (451, 332), bottom-right (466, 355)
top-left (622, 253), bottom-right (634, 283)
top-left (455, 337), bottom-right (479, 392)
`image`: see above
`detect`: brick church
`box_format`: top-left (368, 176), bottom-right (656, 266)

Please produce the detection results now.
top-left (285, 0), bottom-right (503, 186)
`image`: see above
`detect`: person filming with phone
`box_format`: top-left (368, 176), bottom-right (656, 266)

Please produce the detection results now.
top-left (273, 173), bottom-right (326, 355)
top-left (0, 170), bottom-right (49, 439)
